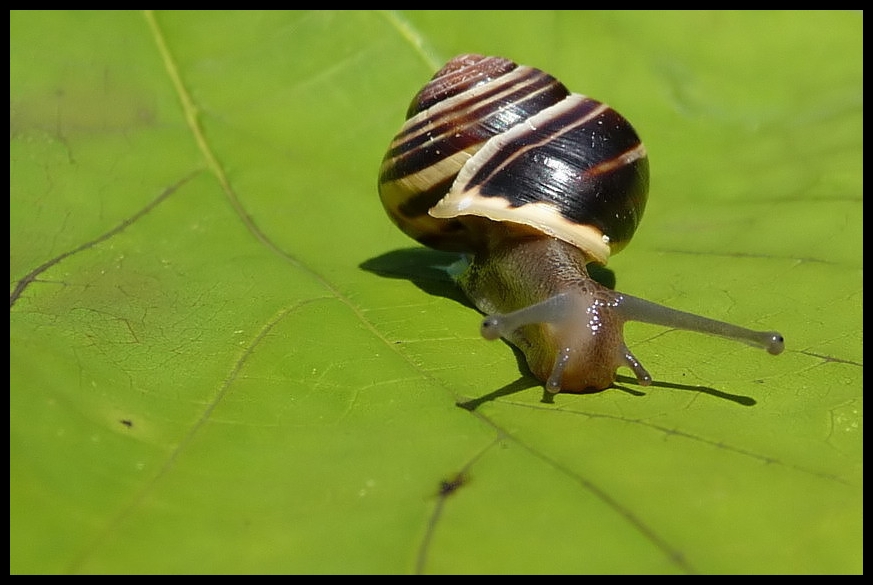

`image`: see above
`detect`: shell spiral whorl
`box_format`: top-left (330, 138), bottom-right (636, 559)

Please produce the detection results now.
top-left (378, 53), bottom-right (649, 264)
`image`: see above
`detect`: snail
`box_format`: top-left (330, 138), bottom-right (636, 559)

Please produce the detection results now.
top-left (378, 54), bottom-right (784, 393)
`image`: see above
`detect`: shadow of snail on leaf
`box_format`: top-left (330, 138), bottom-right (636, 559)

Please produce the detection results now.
top-left (360, 248), bottom-right (757, 407)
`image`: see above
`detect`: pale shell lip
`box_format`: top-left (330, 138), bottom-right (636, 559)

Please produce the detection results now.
top-left (430, 194), bottom-right (611, 265)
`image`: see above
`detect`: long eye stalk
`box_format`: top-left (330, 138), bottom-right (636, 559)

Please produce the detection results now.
top-left (615, 294), bottom-right (784, 355)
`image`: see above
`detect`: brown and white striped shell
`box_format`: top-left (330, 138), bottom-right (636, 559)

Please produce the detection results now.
top-left (378, 54), bottom-right (649, 266)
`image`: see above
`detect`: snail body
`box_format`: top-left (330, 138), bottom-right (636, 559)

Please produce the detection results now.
top-left (378, 54), bottom-right (783, 393)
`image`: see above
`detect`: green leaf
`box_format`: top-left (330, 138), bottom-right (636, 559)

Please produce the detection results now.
top-left (11, 10), bottom-right (861, 574)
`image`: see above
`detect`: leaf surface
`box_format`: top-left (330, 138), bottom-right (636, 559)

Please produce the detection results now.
top-left (10, 10), bottom-right (862, 574)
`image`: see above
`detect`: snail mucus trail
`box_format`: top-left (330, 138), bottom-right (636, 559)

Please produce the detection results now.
top-left (378, 54), bottom-right (784, 393)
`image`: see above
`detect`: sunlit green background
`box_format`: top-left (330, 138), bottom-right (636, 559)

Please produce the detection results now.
top-left (11, 10), bottom-right (861, 574)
